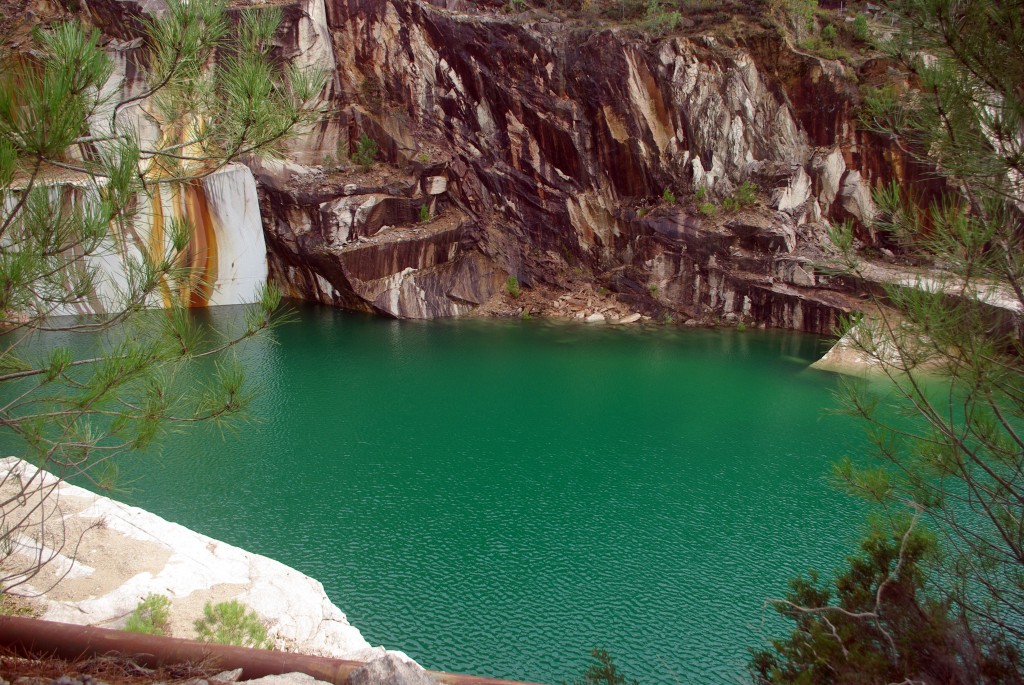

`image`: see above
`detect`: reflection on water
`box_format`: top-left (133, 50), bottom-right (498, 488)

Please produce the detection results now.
top-left (1, 303), bottom-right (868, 684)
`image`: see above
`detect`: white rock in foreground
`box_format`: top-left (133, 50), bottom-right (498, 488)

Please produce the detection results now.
top-left (0, 458), bottom-right (414, 665)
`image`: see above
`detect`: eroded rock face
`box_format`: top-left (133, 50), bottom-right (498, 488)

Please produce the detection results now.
top-left (80, 0), bottom-right (928, 330)
top-left (249, 0), bottom-right (922, 330)
top-left (255, 160), bottom-right (506, 318)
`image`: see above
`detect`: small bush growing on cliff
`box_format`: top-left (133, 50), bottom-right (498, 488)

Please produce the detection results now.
top-left (506, 275), bottom-right (522, 298)
top-left (699, 202), bottom-right (718, 216)
top-left (126, 594), bottom-right (171, 636)
top-left (640, 0), bottom-right (680, 35)
top-left (661, 188), bottom-right (676, 204)
top-left (852, 13), bottom-right (869, 41)
top-left (352, 133), bottom-right (379, 169)
top-left (194, 600), bottom-right (271, 649)
top-left (734, 180), bottom-right (757, 207)
top-left (419, 204), bottom-right (431, 222)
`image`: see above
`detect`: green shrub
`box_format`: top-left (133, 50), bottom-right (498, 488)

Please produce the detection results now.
top-left (699, 202), bottom-right (718, 216)
top-left (506, 275), bottom-right (522, 298)
top-left (861, 84), bottom-right (900, 113)
top-left (661, 188), bottom-right (676, 204)
top-left (799, 36), bottom-right (851, 61)
top-left (821, 23), bottom-right (838, 44)
top-left (418, 204), bottom-right (430, 223)
top-left (640, 0), bottom-right (680, 34)
top-left (722, 196), bottom-right (740, 213)
top-left (126, 594), bottom-right (171, 635)
top-left (693, 186), bottom-right (707, 202)
top-left (636, 207), bottom-right (646, 218)
top-left (0, 592), bottom-right (36, 617)
top-left (352, 133), bottom-right (379, 169)
top-left (648, 283), bottom-right (658, 294)
top-left (786, 0), bottom-right (818, 38)
top-left (852, 13), bottom-right (869, 41)
top-left (734, 180), bottom-right (757, 207)
top-left (194, 600), bottom-right (271, 649)
top-left (736, 321), bottom-right (747, 332)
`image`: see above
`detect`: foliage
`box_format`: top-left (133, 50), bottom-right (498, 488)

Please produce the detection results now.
top-left (506, 275), bottom-right (522, 298)
top-left (0, 0), bottom-right (324, 593)
top-left (639, 0), bottom-right (680, 35)
top-left (733, 180), bottom-right (758, 207)
top-left (194, 599), bottom-right (271, 648)
top-left (352, 133), bottom-right (379, 169)
top-left (821, 22), bottom-right (837, 44)
top-left (698, 201), bottom-right (717, 216)
top-left (565, 649), bottom-right (638, 685)
top-left (798, 35), bottom-right (852, 61)
top-left (0, 592), bottom-right (35, 616)
top-left (852, 13), bottom-right (869, 41)
top-left (723, 180), bottom-right (759, 212)
top-left (859, 84), bottom-right (902, 123)
top-left (418, 204), bottom-right (431, 223)
top-left (584, 0), bottom-right (648, 21)
top-left (125, 593), bottom-right (171, 635)
top-left (661, 188), bottom-right (676, 204)
top-left (751, 517), bottom-right (1021, 683)
top-left (783, 0), bottom-right (817, 40)
top-left (756, 0), bottom-right (1024, 678)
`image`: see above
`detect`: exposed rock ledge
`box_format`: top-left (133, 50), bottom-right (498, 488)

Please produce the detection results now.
top-left (0, 457), bottom-right (414, 667)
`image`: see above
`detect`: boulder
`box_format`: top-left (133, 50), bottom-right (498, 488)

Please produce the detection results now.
top-left (349, 654), bottom-right (438, 685)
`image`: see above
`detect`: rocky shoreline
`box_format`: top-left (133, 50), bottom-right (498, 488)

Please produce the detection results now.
top-left (0, 458), bottom-right (415, 668)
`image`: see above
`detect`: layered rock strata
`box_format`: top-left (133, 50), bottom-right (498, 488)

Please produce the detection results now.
top-left (78, 0), bottom-right (935, 331)
top-left (249, 0), bottom-right (930, 331)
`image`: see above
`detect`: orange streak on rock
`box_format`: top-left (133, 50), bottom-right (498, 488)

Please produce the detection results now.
top-left (180, 181), bottom-right (218, 307)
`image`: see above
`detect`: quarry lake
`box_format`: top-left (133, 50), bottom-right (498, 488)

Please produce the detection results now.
top-left (22, 304), bottom-right (871, 684)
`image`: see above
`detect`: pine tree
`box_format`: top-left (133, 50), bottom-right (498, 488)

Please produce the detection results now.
top-left (754, 0), bottom-right (1024, 679)
top-left (0, 0), bottom-right (325, 592)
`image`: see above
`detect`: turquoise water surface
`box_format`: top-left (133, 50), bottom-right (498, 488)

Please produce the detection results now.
top-left (7, 304), bottom-right (870, 684)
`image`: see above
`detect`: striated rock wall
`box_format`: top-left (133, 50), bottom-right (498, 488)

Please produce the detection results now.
top-left (77, 0), bottom-right (929, 331)
top-left (37, 163), bottom-right (269, 316)
top-left (251, 0), bottom-right (923, 331)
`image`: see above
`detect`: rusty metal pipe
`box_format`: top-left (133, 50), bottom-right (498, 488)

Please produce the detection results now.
top-left (0, 616), bottom-right (540, 685)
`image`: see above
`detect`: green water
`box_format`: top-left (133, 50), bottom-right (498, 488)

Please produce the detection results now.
top-left (8, 304), bottom-right (869, 684)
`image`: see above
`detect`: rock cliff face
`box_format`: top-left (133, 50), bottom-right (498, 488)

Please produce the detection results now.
top-left (247, 0), bottom-right (919, 331)
top-left (79, 0), bottom-right (918, 331)
top-left (33, 162), bottom-right (268, 316)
